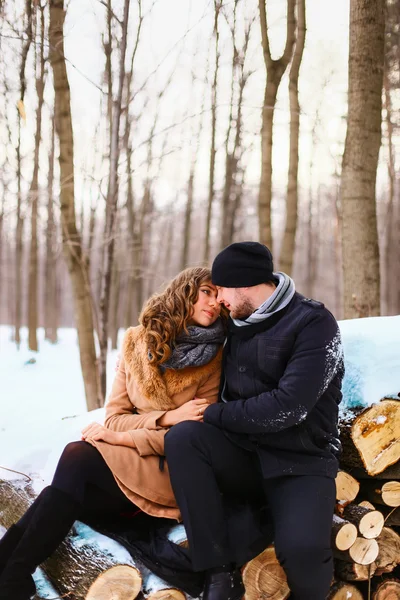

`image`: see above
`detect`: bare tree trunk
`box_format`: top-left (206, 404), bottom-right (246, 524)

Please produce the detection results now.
top-left (341, 0), bottom-right (384, 318)
top-left (98, 0), bottom-right (131, 401)
top-left (49, 0), bottom-right (101, 411)
top-left (280, 0), bottom-right (306, 275)
top-left (181, 69), bottom-right (206, 270)
top-left (220, 5), bottom-right (252, 250)
top-left (45, 112), bottom-right (58, 343)
top-left (28, 4), bottom-right (46, 352)
top-left (15, 0), bottom-right (33, 348)
top-left (0, 192), bottom-right (4, 316)
top-left (109, 251), bottom-right (120, 350)
top-left (258, 0), bottom-right (296, 249)
top-left (203, 0), bottom-right (221, 263)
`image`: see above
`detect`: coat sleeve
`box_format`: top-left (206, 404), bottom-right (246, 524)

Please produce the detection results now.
top-left (124, 356), bottom-right (223, 456)
top-left (195, 364), bottom-right (221, 404)
top-left (203, 309), bottom-right (343, 434)
top-left (105, 354), bottom-right (168, 432)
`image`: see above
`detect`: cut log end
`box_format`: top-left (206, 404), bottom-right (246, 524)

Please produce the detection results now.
top-left (83, 564), bottom-right (142, 600)
top-left (335, 538), bottom-right (380, 566)
top-left (332, 516), bottom-right (358, 551)
top-left (350, 537), bottom-right (380, 565)
top-left (343, 504), bottom-right (384, 539)
top-left (359, 510), bottom-right (385, 539)
top-left (243, 546), bottom-right (290, 600)
top-left (146, 589), bottom-right (186, 600)
top-left (372, 579), bottom-right (400, 599)
top-left (335, 470), bottom-right (360, 503)
top-left (381, 481), bottom-right (400, 507)
top-left (327, 580), bottom-right (364, 600)
top-left (351, 400), bottom-right (400, 476)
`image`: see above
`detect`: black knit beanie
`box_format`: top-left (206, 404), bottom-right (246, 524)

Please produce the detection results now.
top-left (211, 241), bottom-right (274, 287)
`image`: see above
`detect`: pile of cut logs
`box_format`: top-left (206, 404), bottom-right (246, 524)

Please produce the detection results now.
top-left (0, 398), bottom-right (399, 599)
top-left (243, 398), bottom-right (400, 600)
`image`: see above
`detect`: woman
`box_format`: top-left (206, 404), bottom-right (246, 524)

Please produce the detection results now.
top-left (0, 267), bottom-right (225, 600)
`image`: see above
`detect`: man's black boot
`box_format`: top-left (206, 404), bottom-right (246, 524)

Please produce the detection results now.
top-left (203, 567), bottom-right (245, 600)
top-left (0, 485), bottom-right (80, 600)
top-left (0, 525), bottom-right (24, 577)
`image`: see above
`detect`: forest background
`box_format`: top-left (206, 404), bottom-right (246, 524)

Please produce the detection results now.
top-left (0, 0), bottom-right (397, 410)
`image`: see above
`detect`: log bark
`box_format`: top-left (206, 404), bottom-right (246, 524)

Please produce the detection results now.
top-left (242, 545), bottom-right (290, 600)
top-left (347, 462), bottom-right (400, 480)
top-left (334, 559), bottom-right (377, 581)
top-left (0, 478), bottom-right (142, 600)
top-left (332, 515), bottom-right (358, 551)
top-left (372, 527), bottom-right (400, 576)
top-left (382, 506), bottom-right (400, 527)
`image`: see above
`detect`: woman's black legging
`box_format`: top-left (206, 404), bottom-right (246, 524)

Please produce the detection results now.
top-left (18, 441), bottom-right (135, 530)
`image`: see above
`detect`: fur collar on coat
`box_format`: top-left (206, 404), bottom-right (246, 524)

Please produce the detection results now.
top-left (123, 326), bottom-right (223, 411)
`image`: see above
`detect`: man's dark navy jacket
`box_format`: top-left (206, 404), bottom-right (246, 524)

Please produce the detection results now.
top-left (204, 292), bottom-right (345, 479)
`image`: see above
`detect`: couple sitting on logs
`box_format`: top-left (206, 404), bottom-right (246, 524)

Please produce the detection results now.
top-left (0, 241), bottom-right (345, 600)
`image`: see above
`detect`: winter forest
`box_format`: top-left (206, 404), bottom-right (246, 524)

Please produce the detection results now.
top-left (1, 1), bottom-right (400, 599)
top-left (0, 0), bottom-right (398, 405)
top-left (0, 0), bottom-right (398, 393)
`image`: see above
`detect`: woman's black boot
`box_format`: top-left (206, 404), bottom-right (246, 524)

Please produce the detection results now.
top-left (0, 485), bottom-right (80, 600)
top-left (0, 485), bottom-right (49, 578)
top-left (0, 525), bottom-right (24, 577)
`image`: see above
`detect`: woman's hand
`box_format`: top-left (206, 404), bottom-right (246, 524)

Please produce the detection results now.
top-left (157, 398), bottom-right (210, 427)
top-left (81, 423), bottom-right (124, 445)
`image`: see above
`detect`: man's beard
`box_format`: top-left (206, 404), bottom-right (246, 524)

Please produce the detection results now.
top-left (230, 297), bottom-right (255, 320)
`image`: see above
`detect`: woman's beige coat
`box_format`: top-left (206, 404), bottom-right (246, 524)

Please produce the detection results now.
top-left (89, 326), bottom-right (222, 520)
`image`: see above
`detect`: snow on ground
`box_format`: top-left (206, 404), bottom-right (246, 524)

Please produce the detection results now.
top-left (339, 315), bottom-right (400, 415)
top-left (0, 326), bottom-right (120, 488)
top-left (0, 317), bottom-right (398, 598)
top-left (0, 315), bottom-right (399, 480)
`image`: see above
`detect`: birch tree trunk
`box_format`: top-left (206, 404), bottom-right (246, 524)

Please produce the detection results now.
top-left (258, 0), bottom-right (296, 249)
top-left (280, 0), bottom-right (306, 275)
top-left (341, 0), bottom-right (384, 318)
top-left (49, 0), bottom-right (101, 411)
top-left (28, 4), bottom-right (46, 352)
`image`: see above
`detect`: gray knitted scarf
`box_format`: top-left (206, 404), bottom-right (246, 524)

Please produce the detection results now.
top-left (232, 272), bottom-right (295, 327)
top-left (160, 318), bottom-right (225, 372)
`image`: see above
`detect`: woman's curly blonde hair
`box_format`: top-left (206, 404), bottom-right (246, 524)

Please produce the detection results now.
top-left (139, 267), bottom-right (221, 366)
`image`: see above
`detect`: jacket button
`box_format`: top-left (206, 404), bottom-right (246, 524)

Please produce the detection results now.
top-left (239, 366), bottom-right (247, 373)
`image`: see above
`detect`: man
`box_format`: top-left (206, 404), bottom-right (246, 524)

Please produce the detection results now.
top-left (165, 241), bottom-right (344, 600)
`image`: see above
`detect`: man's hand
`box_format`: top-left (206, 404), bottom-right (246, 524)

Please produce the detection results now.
top-left (157, 398), bottom-right (210, 427)
top-left (81, 423), bottom-right (124, 445)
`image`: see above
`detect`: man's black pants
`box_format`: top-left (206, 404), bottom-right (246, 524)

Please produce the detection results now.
top-left (164, 421), bottom-right (336, 600)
